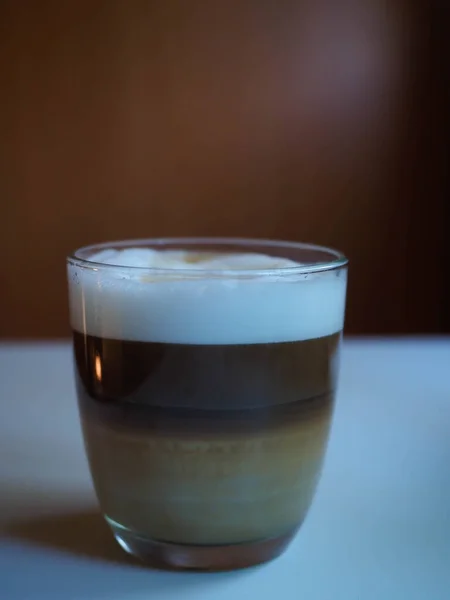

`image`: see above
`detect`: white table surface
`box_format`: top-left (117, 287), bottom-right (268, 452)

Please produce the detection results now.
top-left (1, 338), bottom-right (449, 600)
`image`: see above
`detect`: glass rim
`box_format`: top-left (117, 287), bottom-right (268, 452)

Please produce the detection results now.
top-left (67, 237), bottom-right (348, 276)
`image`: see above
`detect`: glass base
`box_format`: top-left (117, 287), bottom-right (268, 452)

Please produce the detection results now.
top-left (106, 516), bottom-right (297, 571)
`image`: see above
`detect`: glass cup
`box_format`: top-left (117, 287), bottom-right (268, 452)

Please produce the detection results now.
top-left (67, 238), bottom-right (348, 570)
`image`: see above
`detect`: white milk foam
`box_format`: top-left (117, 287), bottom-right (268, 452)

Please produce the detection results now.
top-left (68, 248), bottom-right (347, 344)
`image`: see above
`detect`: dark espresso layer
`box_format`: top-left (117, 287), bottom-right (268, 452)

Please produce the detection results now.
top-left (73, 331), bottom-right (341, 434)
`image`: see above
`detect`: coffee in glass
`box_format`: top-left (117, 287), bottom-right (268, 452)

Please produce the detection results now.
top-left (67, 238), bottom-right (347, 570)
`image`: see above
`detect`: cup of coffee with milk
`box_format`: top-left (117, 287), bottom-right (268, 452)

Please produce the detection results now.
top-left (67, 237), bottom-right (347, 570)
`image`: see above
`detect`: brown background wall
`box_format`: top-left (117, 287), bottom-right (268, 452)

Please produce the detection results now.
top-left (0, 1), bottom-right (447, 338)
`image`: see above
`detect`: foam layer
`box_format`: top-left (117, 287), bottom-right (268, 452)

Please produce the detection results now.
top-left (87, 248), bottom-right (301, 270)
top-left (68, 249), bottom-right (347, 344)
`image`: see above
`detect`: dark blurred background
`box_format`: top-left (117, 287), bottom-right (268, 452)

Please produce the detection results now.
top-left (0, 1), bottom-right (448, 338)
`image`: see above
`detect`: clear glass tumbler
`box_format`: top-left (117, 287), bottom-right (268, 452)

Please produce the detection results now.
top-left (67, 238), bottom-right (348, 570)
